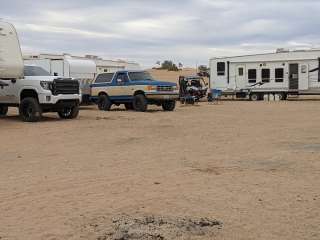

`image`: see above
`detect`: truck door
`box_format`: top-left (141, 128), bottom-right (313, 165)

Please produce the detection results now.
top-left (0, 80), bottom-right (18, 103)
top-left (289, 64), bottom-right (299, 90)
top-left (0, 81), bottom-right (9, 101)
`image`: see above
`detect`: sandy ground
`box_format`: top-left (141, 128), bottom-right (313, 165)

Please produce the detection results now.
top-left (0, 100), bottom-right (320, 240)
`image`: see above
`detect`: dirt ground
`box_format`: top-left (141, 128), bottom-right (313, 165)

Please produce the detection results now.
top-left (0, 99), bottom-right (320, 240)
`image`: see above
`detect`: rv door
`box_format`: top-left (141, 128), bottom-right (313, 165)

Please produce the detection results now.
top-left (0, 21), bottom-right (24, 79)
top-left (236, 65), bottom-right (246, 89)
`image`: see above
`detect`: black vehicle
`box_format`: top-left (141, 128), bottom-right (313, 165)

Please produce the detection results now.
top-left (179, 76), bottom-right (208, 104)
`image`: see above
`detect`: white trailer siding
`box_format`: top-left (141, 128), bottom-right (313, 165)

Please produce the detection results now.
top-left (0, 21), bottom-right (24, 79)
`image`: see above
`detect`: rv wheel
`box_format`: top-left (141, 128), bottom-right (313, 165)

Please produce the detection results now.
top-left (250, 93), bottom-right (260, 101)
top-left (0, 105), bottom-right (8, 117)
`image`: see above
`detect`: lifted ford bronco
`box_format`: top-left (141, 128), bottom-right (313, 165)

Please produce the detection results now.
top-left (91, 71), bottom-right (179, 112)
top-left (0, 21), bottom-right (81, 122)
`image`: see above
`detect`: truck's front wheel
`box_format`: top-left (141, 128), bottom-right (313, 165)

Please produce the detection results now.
top-left (0, 105), bottom-right (8, 117)
top-left (133, 94), bottom-right (148, 112)
top-left (58, 105), bottom-right (79, 119)
top-left (19, 97), bottom-right (42, 122)
top-left (162, 100), bottom-right (176, 111)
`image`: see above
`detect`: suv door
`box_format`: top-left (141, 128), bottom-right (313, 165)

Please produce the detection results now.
top-left (113, 72), bottom-right (131, 97)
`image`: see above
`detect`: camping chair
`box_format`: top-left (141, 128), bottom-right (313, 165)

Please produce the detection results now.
top-left (208, 89), bottom-right (222, 104)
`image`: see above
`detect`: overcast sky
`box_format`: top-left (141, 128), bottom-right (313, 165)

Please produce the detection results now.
top-left (2, 0), bottom-right (320, 68)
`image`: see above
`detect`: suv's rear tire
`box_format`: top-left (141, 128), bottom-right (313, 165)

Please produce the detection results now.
top-left (162, 100), bottom-right (176, 111)
top-left (19, 97), bottom-right (42, 122)
top-left (58, 104), bottom-right (79, 119)
top-left (125, 103), bottom-right (134, 110)
top-left (0, 105), bottom-right (8, 117)
top-left (133, 94), bottom-right (148, 112)
top-left (98, 95), bottom-right (112, 111)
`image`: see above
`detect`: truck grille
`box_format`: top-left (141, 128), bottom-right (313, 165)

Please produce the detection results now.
top-left (157, 86), bottom-right (174, 92)
top-left (52, 79), bottom-right (80, 95)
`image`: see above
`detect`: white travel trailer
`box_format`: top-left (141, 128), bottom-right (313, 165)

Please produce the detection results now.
top-left (209, 49), bottom-right (320, 100)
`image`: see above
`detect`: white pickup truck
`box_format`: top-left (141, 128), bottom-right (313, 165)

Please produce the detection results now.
top-left (0, 21), bottom-right (81, 122)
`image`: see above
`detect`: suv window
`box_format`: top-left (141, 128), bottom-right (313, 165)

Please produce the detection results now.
top-left (24, 66), bottom-right (51, 76)
top-left (95, 73), bottom-right (114, 83)
top-left (116, 73), bottom-right (129, 84)
top-left (128, 71), bottom-right (154, 81)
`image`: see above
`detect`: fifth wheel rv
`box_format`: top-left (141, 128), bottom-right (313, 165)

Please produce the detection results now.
top-left (209, 49), bottom-right (320, 100)
top-left (0, 21), bottom-right (81, 122)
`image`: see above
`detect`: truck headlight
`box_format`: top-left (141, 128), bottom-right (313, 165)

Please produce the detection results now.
top-left (40, 81), bottom-right (52, 90)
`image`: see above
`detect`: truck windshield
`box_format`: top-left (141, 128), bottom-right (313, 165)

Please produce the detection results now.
top-left (128, 71), bottom-right (154, 81)
top-left (24, 66), bottom-right (51, 76)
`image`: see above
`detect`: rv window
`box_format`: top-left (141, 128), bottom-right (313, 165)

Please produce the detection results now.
top-left (261, 69), bottom-right (270, 83)
top-left (217, 62), bottom-right (225, 76)
top-left (275, 68), bottom-right (284, 82)
top-left (238, 68), bottom-right (244, 76)
top-left (301, 65), bottom-right (307, 74)
top-left (248, 69), bottom-right (257, 83)
top-left (95, 73), bottom-right (114, 83)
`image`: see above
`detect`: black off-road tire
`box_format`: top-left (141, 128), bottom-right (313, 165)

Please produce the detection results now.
top-left (125, 103), bottom-right (134, 110)
top-left (19, 97), bottom-right (42, 122)
top-left (58, 104), bottom-right (79, 119)
top-left (98, 94), bottom-right (112, 111)
top-left (0, 105), bottom-right (8, 117)
top-left (162, 100), bottom-right (176, 111)
top-left (133, 94), bottom-right (148, 112)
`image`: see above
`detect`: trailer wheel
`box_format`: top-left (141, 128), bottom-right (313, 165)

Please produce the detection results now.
top-left (98, 94), bottom-right (112, 111)
top-left (0, 105), bottom-right (8, 117)
top-left (250, 93), bottom-right (260, 101)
